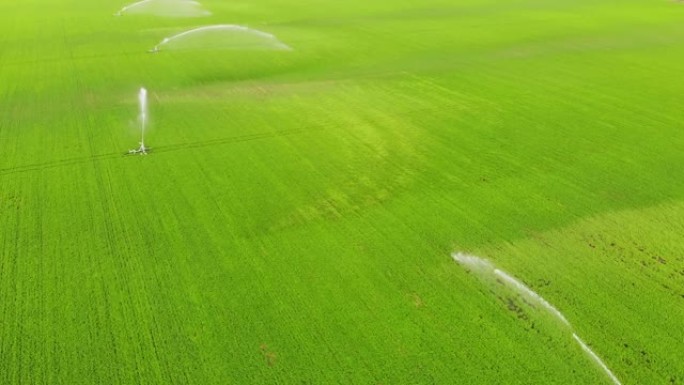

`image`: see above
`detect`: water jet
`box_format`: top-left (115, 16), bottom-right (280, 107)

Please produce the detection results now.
top-left (115, 0), bottom-right (211, 17)
top-left (129, 87), bottom-right (149, 155)
top-left (148, 24), bottom-right (292, 53)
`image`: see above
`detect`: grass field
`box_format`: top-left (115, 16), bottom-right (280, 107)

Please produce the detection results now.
top-left (2, 0), bottom-right (684, 383)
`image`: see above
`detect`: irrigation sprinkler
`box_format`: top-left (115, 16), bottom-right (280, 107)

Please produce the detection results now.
top-left (148, 38), bottom-right (169, 53)
top-left (129, 87), bottom-right (149, 155)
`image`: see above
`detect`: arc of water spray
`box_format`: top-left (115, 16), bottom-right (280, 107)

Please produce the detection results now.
top-left (452, 252), bottom-right (622, 385)
top-left (115, 0), bottom-right (153, 16)
top-left (573, 334), bottom-right (622, 385)
top-left (148, 24), bottom-right (292, 53)
top-left (115, 0), bottom-right (207, 16)
top-left (492, 268), bottom-right (570, 326)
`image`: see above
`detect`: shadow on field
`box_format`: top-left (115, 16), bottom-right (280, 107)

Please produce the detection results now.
top-left (0, 128), bottom-right (307, 177)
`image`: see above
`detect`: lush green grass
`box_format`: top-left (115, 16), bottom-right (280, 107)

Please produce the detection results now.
top-left (1, 0), bottom-right (684, 383)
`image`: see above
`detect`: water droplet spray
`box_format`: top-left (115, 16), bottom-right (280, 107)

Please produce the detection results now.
top-left (129, 87), bottom-right (148, 155)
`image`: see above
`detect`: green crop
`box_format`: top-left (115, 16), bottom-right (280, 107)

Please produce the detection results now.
top-left (1, 0), bottom-right (683, 383)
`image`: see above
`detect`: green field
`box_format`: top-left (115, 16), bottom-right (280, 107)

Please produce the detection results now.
top-left (2, 0), bottom-right (684, 383)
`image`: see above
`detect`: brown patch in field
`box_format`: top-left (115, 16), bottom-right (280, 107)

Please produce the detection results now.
top-left (259, 343), bottom-right (278, 367)
top-left (411, 293), bottom-right (424, 308)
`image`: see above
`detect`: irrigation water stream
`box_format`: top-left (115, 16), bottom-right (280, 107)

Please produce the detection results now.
top-left (115, 0), bottom-right (211, 17)
top-left (149, 25), bottom-right (292, 52)
top-left (452, 252), bottom-right (622, 385)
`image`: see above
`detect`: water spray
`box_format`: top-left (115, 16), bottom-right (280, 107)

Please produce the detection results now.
top-left (147, 24), bottom-right (292, 53)
top-left (452, 252), bottom-right (622, 385)
top-left (115, 0), bottom-right (211, 18)
top-left (115, 0), bottom-right (152, 16)
top-left (129, 87), bottom-right (149, 155)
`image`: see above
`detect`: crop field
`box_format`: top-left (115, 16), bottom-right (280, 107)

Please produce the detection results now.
top-left (1, 0), bottom-right (684, 383)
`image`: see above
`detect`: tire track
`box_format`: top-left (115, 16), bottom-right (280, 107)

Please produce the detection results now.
top-left (0, 127), bottom-right (307, 177)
